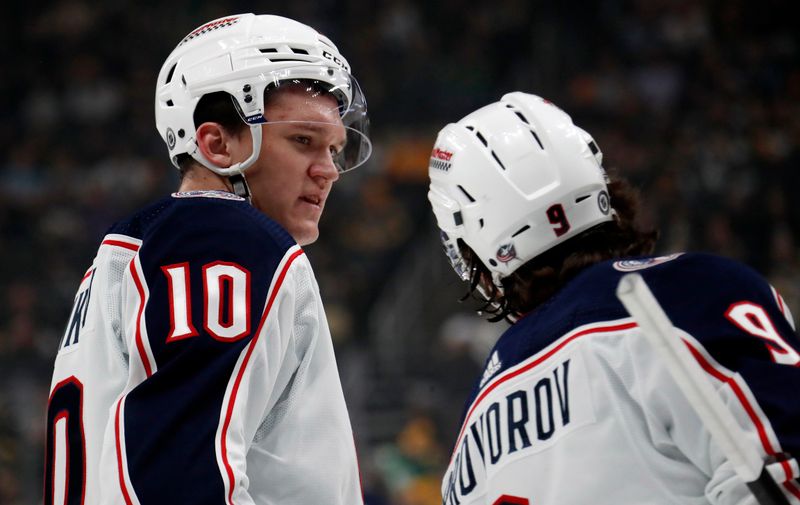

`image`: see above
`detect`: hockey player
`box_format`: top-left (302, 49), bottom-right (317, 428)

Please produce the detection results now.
top-left (44, 14), bottom-right (371, 504)
top-left (428, 92), bottom-right (800, 504)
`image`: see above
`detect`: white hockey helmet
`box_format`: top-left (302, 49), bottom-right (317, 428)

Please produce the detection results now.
top-left (428, 92), bottom-right (614, 287)
top-left (155, 14), bottom-right (371, 176)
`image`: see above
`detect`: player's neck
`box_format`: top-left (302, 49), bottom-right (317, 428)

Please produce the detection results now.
top-left (178, 167), bottom-right (234, 193)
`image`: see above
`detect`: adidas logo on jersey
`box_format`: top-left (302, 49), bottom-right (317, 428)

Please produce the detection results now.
top-left (479, 351), bottom-right (502, 388)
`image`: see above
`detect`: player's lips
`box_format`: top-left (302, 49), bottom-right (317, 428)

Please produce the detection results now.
top-left (300, 194), bottom-right (324, 208)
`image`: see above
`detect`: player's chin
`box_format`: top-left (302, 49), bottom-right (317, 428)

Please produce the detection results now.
top-left (292, 221), bottom-right (320, 246)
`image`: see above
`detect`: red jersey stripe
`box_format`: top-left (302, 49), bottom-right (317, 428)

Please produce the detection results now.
top-left (114, 399), bottom-right (134, 505)
top-left (220, 247), bottom-right (305, 505)
top-left (101, 239), bottom-right (141, 252)
top-left (685, 341), bottom-right (797, 486)
top-left (129, 260), bottom-right (154, 378)
top-left (450, 320), bottom-right (638, 463)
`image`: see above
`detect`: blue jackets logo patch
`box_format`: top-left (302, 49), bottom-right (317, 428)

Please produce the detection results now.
top-left (613, 253), bottom-right (683, 272)
top-left (496, 243), bottom-right (516, 263)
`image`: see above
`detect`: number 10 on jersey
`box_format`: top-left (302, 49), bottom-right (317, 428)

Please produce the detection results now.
top-left (162, 261), bottom-right (251, 343)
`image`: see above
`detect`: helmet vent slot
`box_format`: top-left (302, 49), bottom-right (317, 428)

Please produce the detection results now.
top-left (479, 219), bottom-right (484, 228)
top-left (457, 185), bottom-right (476, 202)
top-left (506, 104), bottom-right (544, 149)
top-left (513, 111), bottom-right (530, 125)
top-left (475, 131), bottom-right (488, 147)
top-left (165, 63), bottom-right (177, 84)
top-left (530, 130), bottom-right (544, 150)
top-left (491, 151), bottom-right (506, 170)
top-left (166, 100), bottom-right (174, 107)
top-left (587, 141), bottom-right (599, 154)
top-left (266, 57), bottom-right (313, 63)
top-left (512, 225), bottom-right (530, 237)
top-left (454, 211), bottom-right (463, 226)
top-left (575, 195), bottom-right (590, 203)
top-left (258, 47), bottom-right (311, 60)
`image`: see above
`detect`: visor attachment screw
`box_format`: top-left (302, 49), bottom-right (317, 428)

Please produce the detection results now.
top-left (244, 95), bottom-right (253, 103)
top-left (243, 84), bottom-right (252, 92)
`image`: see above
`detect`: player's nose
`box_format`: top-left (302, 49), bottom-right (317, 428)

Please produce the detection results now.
top-left (309, 150), bottom-right (340, 184)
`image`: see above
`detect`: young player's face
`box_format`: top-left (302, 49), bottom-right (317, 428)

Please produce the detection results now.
top-left (244, 87), bottom-right (345, 245)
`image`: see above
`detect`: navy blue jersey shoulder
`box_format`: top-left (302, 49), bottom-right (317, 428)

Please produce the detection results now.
top-left (107, 195), bottom-right (299, 504)
top-left (105, 194), bottom-right (296, 253)
top-left (491, 252), bottom-right (793, 377)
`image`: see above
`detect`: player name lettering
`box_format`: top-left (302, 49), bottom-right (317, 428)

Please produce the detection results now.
top-left (443, 359), bottom-right (572, 504)
top-left (60, 269), bottom-right (96, 351)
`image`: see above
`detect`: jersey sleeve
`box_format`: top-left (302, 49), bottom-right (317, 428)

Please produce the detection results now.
top-left (99, 201), bottom-right (304, 504)
top-left (636, 255), bottom-right (800, 503)
top-left (219, 246), bottom-right (310, 505)
top-left (243, 254), bottom-right (364, 504)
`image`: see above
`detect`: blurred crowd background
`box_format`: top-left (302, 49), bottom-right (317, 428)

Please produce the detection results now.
top-left (2, 1), bottom-right (799, 503)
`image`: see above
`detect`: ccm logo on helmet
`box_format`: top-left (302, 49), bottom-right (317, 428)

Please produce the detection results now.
top-left (322, 50), bottom-right (350, 73)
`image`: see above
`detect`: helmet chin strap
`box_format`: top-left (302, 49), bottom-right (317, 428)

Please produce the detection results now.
top-left (228, 173), bottom-right (251, 201)
top-left (187, 124), bottom-right (263, 203)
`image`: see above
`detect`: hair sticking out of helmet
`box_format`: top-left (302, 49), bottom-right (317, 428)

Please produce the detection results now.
top-left (428, 92), bottom-right (615, 289)
top-left (155, 13), bottom-right (371, 182)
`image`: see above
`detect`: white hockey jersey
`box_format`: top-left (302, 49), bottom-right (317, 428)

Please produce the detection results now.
top-left (44, 191), bottom-right (362, 504)
top-left (442, 253), bottom-right (800, 505)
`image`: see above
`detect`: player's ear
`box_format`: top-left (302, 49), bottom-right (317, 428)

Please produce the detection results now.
top-left (195, 122), bottom-right (250, 168)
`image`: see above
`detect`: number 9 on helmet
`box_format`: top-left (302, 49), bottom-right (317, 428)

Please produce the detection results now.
top-left (428, 92), bottom-right (614, 288)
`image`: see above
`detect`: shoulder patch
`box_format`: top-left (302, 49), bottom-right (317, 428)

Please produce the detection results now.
top-left (613, 253), bottom-right (683, 272)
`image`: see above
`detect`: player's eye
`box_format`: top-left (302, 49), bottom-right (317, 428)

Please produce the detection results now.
top-left (294, 136), bottom-right (311, 146)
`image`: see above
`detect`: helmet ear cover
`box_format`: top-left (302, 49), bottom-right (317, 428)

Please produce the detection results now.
top-left (428, 92), bottom-right (614, 286)
top-left (155, 14), bottom-right (371, 176)
top-left (174, 91), bottom-right (245, 171)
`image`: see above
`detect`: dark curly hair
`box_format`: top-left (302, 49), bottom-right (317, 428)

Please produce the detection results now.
top-left (459, 176), bottom-right (658, 322)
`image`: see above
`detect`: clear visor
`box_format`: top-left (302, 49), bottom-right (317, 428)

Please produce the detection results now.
top-left (227, 66), bottom-right (371, 173)
top-left (440, 231), bottom-right (470, 282)
top-left (256, 119), bottom-right (369, 174)
top-left (440, 231), bottom-right (500, 300)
